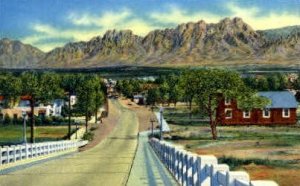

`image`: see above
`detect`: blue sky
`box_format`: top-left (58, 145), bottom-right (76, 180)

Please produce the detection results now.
top-left (1, 0), bottom-right (299, 52)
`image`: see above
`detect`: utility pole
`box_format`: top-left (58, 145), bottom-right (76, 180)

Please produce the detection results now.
top-left (150, 117), bottom-right (155, 138)
top-left (159, 107), bottom-right (163, 141)
top-left (22, 110), bottom-right (27, 144)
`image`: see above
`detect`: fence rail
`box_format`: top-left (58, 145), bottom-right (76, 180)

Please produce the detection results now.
top-left (0, 140), bottom-right (88, 166)
top-left (149, 138), bottom-right (278, 186)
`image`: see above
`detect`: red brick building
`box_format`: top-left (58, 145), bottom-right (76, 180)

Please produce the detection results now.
top-left (217, 91), bottom-right (298, 125)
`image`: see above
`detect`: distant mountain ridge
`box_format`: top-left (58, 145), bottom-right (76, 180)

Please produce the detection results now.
top-left (0, 38), bottom-right (44, 68)
top-left (1, 17), bottom-right (299, 68)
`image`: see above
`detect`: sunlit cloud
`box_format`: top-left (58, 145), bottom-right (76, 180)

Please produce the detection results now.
top-left (227, 2), bottom-right (300, 30)
top-left (150, 5), bottom-right (222, 24)
top-left (68, 9), bottom-right (132, 28)
top-left (35, 42), bottom-right (67, 52)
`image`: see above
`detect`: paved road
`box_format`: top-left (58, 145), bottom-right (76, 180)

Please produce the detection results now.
top-left (127, 131), bottom-right (178, 186)
top-left (0, 100), bottom-right (139, 186)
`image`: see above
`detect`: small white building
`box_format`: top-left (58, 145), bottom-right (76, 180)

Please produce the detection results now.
top-left (70, 95), bottom-right (77, 106)
top-left (52, 99), bottom-right (65, 116)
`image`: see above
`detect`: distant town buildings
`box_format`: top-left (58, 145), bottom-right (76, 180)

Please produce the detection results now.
top-left (0, 95), bottom-right (77, 119)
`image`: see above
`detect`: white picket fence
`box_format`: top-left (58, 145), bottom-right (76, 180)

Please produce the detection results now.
top-left (150, 138), bottom-right (278, 186)
top-left (0, 140), bottom-right (88, 166)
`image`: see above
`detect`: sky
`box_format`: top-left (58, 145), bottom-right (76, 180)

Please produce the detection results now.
top-left (0, 0), bottom-right (299, 52)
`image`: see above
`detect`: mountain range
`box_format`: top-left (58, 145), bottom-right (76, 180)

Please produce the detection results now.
top-left (1, 17), bottom-right (299, 68)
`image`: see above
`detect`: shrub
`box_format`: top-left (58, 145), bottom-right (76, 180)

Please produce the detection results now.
top-left (3, 114), bottom-right (12, 125)
top-left (218, 156), bottom-right (295, 170)
top-left (52, 116), bottom-right (64, 123)
top-left (34, 116), bottom-right (42, 126)
top-left (90, 126), bottom-right (98, 131)
top-left (43, 116), bottom-right (53, 125)
top-left (82, 132), bottom-right (94, 141)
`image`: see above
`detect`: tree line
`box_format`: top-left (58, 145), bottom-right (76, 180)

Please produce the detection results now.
top-left (117, 69), bottom-right (270, 140)
top-left (0, 72), bottom-right (105, 143)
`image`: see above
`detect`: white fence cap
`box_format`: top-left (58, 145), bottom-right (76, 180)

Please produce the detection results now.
top-left (251, 181), bottom-right (279, 186)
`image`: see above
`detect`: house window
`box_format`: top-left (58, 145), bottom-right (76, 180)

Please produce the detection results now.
top-left (263, 109), bottom-right (271, 118)
top-left (225, 98), bottom-right (231, 105)
top-left (282, 108), bottom-right (290, 118)
top-left (225, 109), bottom-right (233, 119)
top-left (243, 111), bottom-right (251, 118)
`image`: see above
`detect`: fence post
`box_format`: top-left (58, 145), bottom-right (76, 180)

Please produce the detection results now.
top-left (25, 143), bottom-right (28, 159)
top-left (182, 153), bottom-right (188, 186)
top-left (12, 145), bottom-right (16, 162)
top-left (211, 164), bottom-right (229, 186)
top-left (0, 147), bottom-right (2, 165)
top-left (6, 146), bottom-right (9, 163)
top-left (186, 153), bottom-right (195, 186)
top-left (227, 171), bottom-right (250, 186)
top-left (198, 155), bottom-right (218, 185)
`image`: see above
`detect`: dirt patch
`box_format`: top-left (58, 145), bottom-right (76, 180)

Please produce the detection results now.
top-left (242, 165), bottom-right (300, 186)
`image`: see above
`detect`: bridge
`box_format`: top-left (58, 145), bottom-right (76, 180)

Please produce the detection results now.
top-left (0, 100), bottom-right (278, 186)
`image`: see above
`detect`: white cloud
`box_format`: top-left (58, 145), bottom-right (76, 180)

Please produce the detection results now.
top-left (36, 42), bottom-right (66, 52)
top-left (227, 2), bottom-right (300, 30)
top-left (22, 23), bottom-right (103, 51)
top-left (150, 5), bottom-right (222, 24)
top-left (68, 9), bottom-right (132, 28)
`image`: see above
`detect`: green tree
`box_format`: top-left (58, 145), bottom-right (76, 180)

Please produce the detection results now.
top-left (179, 70), bottom-right (198, 118)
top-left (0, 72), bottom-right (21, 108)
top-left (243, 76), bottom-right (257, 90)
top-left (76, 75), bottom-right (97, 133)
top-left (257, 77), bottom-right (269, 91)
top-left (267, 74), bottom-right (280, 91)
top-left (166, 74), bottom-right (182, 107)
top-left (146, 88), bottom-right (159, 106)
top-left (278, 74), bottom-right (288, 90)
top-left (158, 81), bottom-right (169, 104)
top-left (186, 69), bottom-right (268, 140)
top-left (61, 73), bottom-right (82, 139)
top-left (120, 80), bottom-right (134, 98)
top-left (20, 71), bottom-right (63, 143)
top-left (92, 75), bottom-right (104, 124)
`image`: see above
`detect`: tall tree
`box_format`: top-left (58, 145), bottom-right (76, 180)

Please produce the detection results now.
top-left (20, 71), bottom-right (41, 143)
top-left (267, 74), bottom-right (280, 91)
top-left (257, 77), bottom-right (269, 91)
top-left (166, 74), bottom-right (182, 107)
top-left (185, 69), bottom-right (268, 140)
top-left (20, 71), bottom-right (63, 143)
top-left (61, 74), bottom-right (82, 139)
top-left (146, 88), bottom-right (159, 106)
top-left (76, 75), bottom-right (97, 133)
top-left (0, 72), bottom-right (21, 108)
top-left (92, 75), bottom-right (104, 124)
top-left (179, 70), bottom-right (197, 118)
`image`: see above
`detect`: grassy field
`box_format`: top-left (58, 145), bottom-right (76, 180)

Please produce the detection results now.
top-left (164, 106), bottom-right (300, 186)
top-left (0, 125), bottom-right (71, 145)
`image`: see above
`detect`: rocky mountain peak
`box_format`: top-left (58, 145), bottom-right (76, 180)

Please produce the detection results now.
top-left (1, 17), bottom-right (299, 68)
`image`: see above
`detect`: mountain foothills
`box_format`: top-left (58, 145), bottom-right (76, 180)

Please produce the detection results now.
top-left (1, 17), bottom-right (299, 68)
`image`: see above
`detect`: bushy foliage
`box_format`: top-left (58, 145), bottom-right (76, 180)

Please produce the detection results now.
top-left (82, 132), bottom-right (94, 141)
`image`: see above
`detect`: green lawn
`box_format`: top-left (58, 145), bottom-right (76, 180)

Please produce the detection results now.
top-left (0, 125), bottom-right (70, 145)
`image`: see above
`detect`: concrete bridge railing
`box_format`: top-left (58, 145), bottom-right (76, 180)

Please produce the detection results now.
top-left (149, 138), bottom-right (278, 186)
top-left (0, 140), bottom-right (88, 166)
